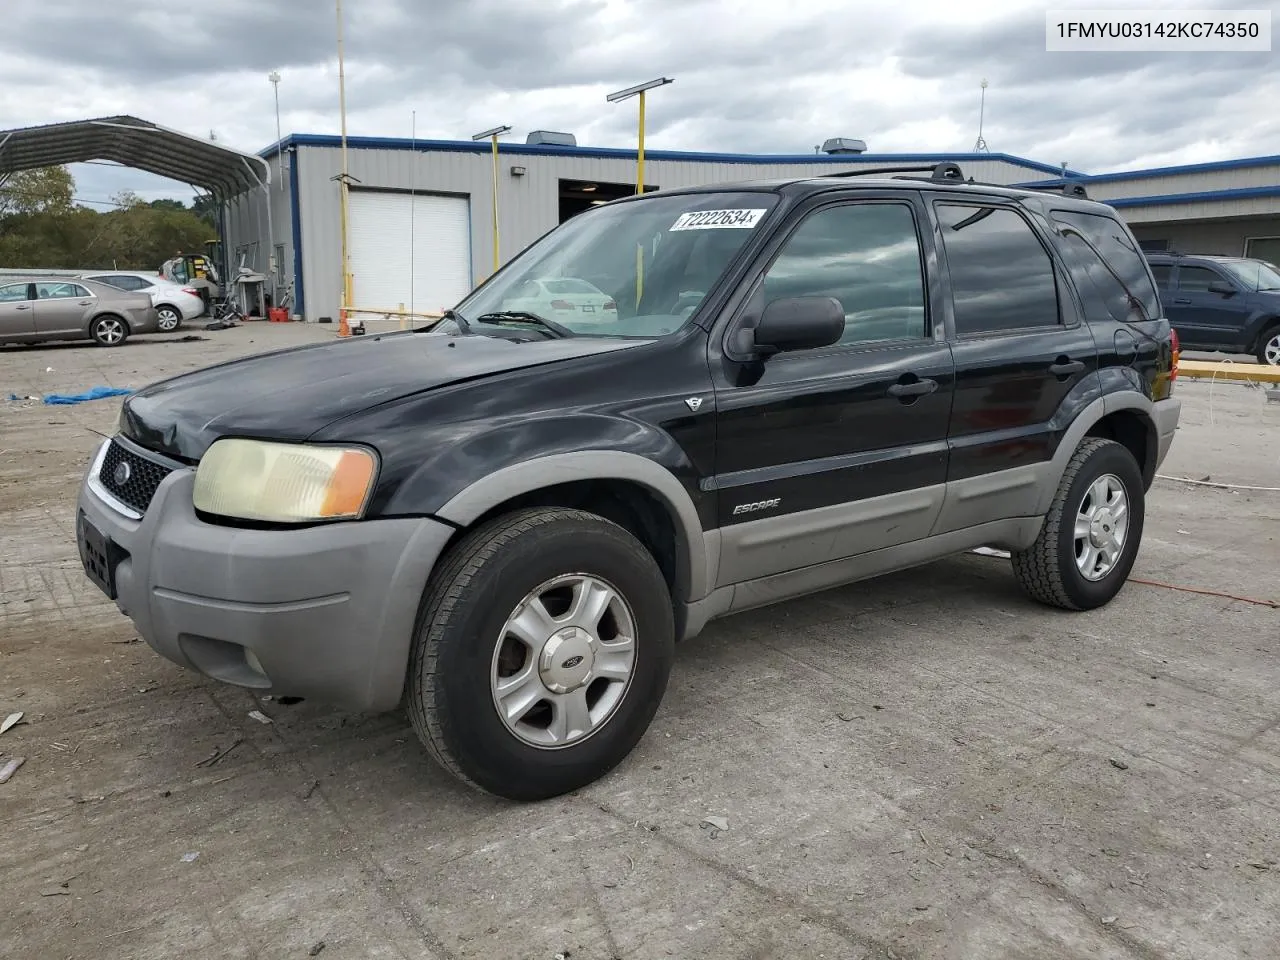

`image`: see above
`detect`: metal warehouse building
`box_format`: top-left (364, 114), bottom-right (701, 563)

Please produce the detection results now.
top-left (224, 132), bottom-right (1280, 324)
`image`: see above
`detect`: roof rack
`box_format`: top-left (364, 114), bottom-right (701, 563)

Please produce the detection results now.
top-left (1016, 181), bottom-right (1090, 200)
top-left (827, 161), bottom-right (966, 182)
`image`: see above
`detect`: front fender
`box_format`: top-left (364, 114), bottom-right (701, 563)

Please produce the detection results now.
top-left (378, 415), bottom-right (715, 602)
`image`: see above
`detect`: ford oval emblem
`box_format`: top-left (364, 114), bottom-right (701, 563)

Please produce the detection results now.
top-left (113, 460), bottom-right (132, 486)
top-left (560, 655), bottom-right (584, 669)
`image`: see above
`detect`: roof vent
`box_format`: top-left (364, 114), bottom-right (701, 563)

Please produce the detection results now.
top-left (821, 137), bottom-right (867, 155)
top-left (526, 130), bottom-right (577, 147)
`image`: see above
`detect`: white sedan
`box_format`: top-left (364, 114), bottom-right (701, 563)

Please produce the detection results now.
top-left (502, 277), bottom-right (618, 327)
top-left (78, 271), bottom-right (205, 332)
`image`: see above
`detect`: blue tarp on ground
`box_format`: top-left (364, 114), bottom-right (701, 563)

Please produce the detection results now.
top-left (39, 386), bottom-right (134, 405)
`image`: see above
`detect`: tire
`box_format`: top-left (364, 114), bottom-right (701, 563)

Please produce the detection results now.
top-left (89, 314), bottom-right (129, 347)
top-left (1011, 437), bottom-right (1145, 611)
top-left (406, 507), bottom-right (675, 801)
top-left (156, 305), bottom-right (183, 332)
top-left (1255, 325), bottom-right (1280, 366)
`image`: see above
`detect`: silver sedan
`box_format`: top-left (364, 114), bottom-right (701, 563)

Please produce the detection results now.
top-left (0, 276), bottom-right (161, 347)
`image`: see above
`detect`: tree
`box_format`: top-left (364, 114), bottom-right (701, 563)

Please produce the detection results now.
top-left (0, 165), bottom-right (75, 218)
top-left (0, 165), bottom-right (215, 272)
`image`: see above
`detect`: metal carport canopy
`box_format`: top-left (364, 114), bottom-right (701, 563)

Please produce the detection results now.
top-left (0, 115), bottom-right (270, 197)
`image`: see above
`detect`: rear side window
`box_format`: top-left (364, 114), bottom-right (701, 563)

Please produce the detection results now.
top-left (934, 203), bottom-right (1060, 335)
top-left (35, 282), bottom-right (86, 299)
top-left (1050, 210), bottom-right (1160, 322)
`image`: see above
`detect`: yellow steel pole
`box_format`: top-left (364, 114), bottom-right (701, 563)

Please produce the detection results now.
top-left (491, 133), bottom-right (501, 273)
top-left (636, 89), bottom-right (646, 195)
top-left (335, 0), bottom-right (353, 320)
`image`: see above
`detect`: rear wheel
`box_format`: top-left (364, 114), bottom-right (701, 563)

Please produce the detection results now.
top-left (156, 305), bottom-right (182, 332)
top-left (405, 507), bottom-right (675, 801)
top-left (1255, 325), bottom-right (1280, 366)
top-left (90, 315), bottom-right (129, 347)
top-left (1011, 438), bottom-right (1145, 611)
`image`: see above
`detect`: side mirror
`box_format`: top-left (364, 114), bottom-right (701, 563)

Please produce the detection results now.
top-left (1207, 280), bottom-right (1235, 296)
top-left (753, 296), bottom-right (845, 356)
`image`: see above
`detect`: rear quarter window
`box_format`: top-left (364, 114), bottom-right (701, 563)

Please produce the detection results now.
top-left (1049, 210), bottom-right (1160, 323)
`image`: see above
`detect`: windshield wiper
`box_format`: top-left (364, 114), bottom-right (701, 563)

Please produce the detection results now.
top-left (472, 311), bottom-right (575, 339)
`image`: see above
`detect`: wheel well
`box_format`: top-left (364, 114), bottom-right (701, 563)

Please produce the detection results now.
top-left (1085, 410), bottom-right (1155, 487)
top-left (452, 479), bottom-right (682, 600)
top-left (1251, 318), bottom-right (1280, 352)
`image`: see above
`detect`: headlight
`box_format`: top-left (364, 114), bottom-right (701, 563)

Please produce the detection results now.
top-left (193, 439), bottom-right (378, 523)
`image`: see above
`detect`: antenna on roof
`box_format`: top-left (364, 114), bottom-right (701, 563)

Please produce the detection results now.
top-left (973, 79), bottom-right (990, 153)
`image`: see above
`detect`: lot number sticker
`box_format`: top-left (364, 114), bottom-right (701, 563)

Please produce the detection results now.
top-left (669, 209), bottom-right (768, 231)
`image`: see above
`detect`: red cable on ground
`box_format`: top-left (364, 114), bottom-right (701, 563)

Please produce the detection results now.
top-left (1127, 577), bottom-right (1279, 609)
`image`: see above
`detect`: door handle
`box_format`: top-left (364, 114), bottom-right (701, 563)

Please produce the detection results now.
top-left (15, 304), bottom-right (31, 310)
top-left (1173, 298), bottom-right (1191, 304)
top-left (887, 377), bottom-right (938, 399)
top-left (1049, 359), bottom-right (1085, 377)
top-left (78, 300), bottom-right (93, 305)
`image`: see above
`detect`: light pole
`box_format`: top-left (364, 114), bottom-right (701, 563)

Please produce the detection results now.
top-left (472, 124), bottom-right (511, 274)
top-left (268, 71), bottom-right (283, 193)
top-left (335, 0), bottom-right (353, 331)
top-left (606, 77), bottom-right (673, 194)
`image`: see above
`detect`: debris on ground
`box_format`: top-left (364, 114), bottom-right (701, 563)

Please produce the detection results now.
top-left (1, 712), bottom-right (23, 735)
top-left (0, 757), bottom-right (28, 783)
top-left (247, 710), bottom-right (273, 725)
top-left (194, 738), bottom-right (244, 768)
top-left (700, 816), bottom-right (729, 838)
top-left (180, 852), bottom-right (200, 863)
top-left (308, 942), bottom-right (326, 957)
top-left (41, 386), bottom-right (133, 405)
top-left (1109, 758), bottom-right (1130, 771)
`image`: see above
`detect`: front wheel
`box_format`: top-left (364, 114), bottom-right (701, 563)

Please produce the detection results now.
top-left (406, 507), bottom-right (675, 801)
top-left (1011, 437), bottom-right (1145, 611)
top-left (1255, 325), bottom-right (1280, 366)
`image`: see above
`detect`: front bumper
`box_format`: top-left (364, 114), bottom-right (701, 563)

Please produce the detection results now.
top-left (1152, 396), bottom-right (1181, 471)
top-left (76, 438), bottom-right (454, 712)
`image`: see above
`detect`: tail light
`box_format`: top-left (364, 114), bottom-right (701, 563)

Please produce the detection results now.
top-left (603, 300), bottom-right (617, 311)
top-left (549, 299), bottom-right (574, 310)
top-left (1170, 327), bottom-right (1180, 383)
top-left (182, 287), bottom-right (199, 296)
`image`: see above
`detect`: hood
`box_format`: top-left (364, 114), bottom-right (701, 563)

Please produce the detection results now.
top-left (119, 329), bottom-right (647, 460)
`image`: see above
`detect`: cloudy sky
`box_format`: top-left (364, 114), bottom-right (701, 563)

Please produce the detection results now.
top-left (1, 0), bottom-right (1277, 205)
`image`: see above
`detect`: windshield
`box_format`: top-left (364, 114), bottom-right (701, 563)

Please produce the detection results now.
top-left (1219, 258), bottom-right (1280, 291)
top-left (438, 191), bottom-right (779, 338)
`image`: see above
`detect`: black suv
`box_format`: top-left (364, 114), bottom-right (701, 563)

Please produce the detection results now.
top-left (76, 163), bottom-right (1181, 801)
top-left (1146, 252), bottom-right (1280, 365)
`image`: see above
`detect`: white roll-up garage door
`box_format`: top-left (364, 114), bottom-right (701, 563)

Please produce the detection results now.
top-left (347, 190), bottom-right (472, 315)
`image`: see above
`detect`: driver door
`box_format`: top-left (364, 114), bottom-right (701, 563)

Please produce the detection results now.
top-left (707, 194), bottom-right (955, 587)
top-left (0, 282), bottom-right (36, 337)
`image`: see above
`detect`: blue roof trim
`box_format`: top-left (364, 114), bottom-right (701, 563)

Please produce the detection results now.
top-left (1064, 153), bottom-right (1280, 184)
top-left (258, 133), bottom-right (1072, 176)
top-left (1103, 185), bottom-right (1280, 208)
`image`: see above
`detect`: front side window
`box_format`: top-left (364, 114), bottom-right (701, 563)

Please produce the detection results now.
top-left (1177, 265), bottom-right (1227, 293)
top-left (1050, 210), bottom-right (1160, 323)
top-left (935, 203), bottom-right (1060, 335)
top-left (0, 283), bottom-right (30, 303)
top-left (442, 191), bottom-right (780, 339)
top-left (1219, 258), bottom-right (1280, 292)
top-left (760, 201), bottom-right (927, 346)
top-left (1150, 264), bottom-right (1173, 288)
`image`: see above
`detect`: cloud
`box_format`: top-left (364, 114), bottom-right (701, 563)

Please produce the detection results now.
top-left (1, 0), bottom-right (1277, 202)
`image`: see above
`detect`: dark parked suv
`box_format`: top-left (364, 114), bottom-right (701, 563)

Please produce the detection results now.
top-left (76, 163), bottom-right (1181, 801)
top-left (1146, 252), bottom-right (1280, 365)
